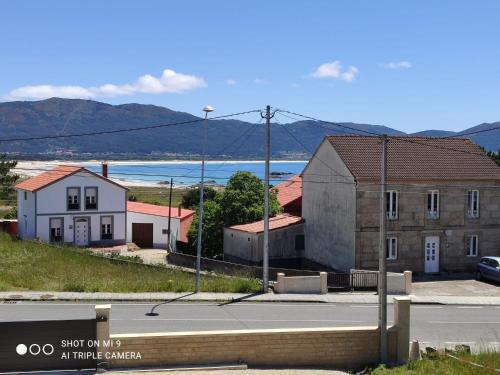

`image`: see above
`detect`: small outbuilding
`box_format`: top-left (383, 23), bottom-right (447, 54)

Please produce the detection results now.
top-left (126, 201), bottom-right (195, 250)
top-left (223, 214), bottom-right (305, 265)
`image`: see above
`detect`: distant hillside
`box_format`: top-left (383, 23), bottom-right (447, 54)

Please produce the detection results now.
top-left (0, 98), bottom-right (498, 159)
top-left (411, 130), bottom-right (457, 137)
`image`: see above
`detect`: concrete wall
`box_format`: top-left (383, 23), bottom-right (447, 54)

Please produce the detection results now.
top-left (223, 223), bottom-right (305, 263)
top-left (126, 211), bottom-right (181, 250)
top-left (96, 297), bottom-right (410, 369)
top-left (16, 190), bottom-right (36, 239)
top-left (275, 272), bottom-right (328, 294)
top-left (302, 139), bottom-right (356, 271)
top-left (355, 182), bottom-right (500, 273)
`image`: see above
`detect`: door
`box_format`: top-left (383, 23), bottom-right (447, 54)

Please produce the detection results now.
top-left (132, 223), bottom-right (153, 248)
top-left (74, 218), bottom-right (89, 247)
top-left (424, 236), bottom-right (439, 273)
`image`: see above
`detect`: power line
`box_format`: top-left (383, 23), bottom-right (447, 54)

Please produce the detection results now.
top-left (0, 109), bottom-right (262, 143)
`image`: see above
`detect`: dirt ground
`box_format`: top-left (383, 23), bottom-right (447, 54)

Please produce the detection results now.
top-left (412, 275), bottom-right (500, 296)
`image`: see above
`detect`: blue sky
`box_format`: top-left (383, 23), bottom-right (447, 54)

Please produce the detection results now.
top-left (1, 1), bottom-right (500, 132)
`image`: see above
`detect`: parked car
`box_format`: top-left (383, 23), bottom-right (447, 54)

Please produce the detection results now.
top-left (476, 256), bottom-right (500, 283)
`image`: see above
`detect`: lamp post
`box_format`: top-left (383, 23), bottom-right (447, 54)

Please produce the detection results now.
top-left (195, 105), bottom-right (214, 293)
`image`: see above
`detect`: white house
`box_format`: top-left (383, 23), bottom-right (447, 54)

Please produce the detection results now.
top-left (126, 201), bottom-right (195, 250)
top-left (16, 165), bottom-right (127, 247)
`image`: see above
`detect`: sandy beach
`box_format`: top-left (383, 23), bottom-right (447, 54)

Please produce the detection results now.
top-left (13, 160), bottom-right (307, 188)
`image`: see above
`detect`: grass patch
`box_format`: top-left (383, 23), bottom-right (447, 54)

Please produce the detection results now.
top-left (0, 233), bottom-right (260, 293)
top-left (128, 186), bottom-right (189, 207)
top-left (368, 351), bottom-right (500, 374)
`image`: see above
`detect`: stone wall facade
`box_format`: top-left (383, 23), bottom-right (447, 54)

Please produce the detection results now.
top-left (355, 182), bottom-right (500, 273)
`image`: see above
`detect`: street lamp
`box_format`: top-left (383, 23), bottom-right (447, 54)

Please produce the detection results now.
top-left (195, 105), bottom-right (214, 292)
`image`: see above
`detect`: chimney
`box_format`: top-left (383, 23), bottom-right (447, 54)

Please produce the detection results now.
top-left (101, 162), bottom-right (108, 178)
top-left (178, 204), bottom-right (182, 217)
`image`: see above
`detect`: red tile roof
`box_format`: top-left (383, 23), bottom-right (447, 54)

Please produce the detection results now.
top-left (326, 136), bottom-right (500, 182)
top-left (127, 201), bottom-right (195, 220)
top-left (15, 165), bottom-right (83, 192)
top-left (15, 164), bottom-right (127, 192)
top-left (228, 214), bottom-right (304, 234)
top-left (275, 175), bottom-right (302, 207)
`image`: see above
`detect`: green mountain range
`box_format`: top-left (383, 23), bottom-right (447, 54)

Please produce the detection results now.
top-left (0, 98), bottom-right (498, 160)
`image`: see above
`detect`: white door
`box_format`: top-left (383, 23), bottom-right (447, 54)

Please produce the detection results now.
top-left (424, 236), bottom-right (439, 273)
top-left (75, 219), bottom-right (89, 247)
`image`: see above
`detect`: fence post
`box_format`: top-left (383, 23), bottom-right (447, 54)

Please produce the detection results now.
top-left (393, 297), bottom-right (410, 364)
top-left (320, 272), bottom-right (328, 294)
top-left (403, 271), bottom-right (412, 294)
top-left (95, 304), bottom-right (111, 369)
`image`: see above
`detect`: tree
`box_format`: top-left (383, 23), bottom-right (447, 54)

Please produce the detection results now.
top-left (0, 154), bottom-right (19, 200)
top-left (187, 198), bottom-right (224, 258)
top-left (181, 186), bottom-right (217, 209)
top-left (187, 171), bottom-right (282, 258)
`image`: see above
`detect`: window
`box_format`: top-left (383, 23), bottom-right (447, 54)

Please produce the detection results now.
top-left (489, 259), bottom-right (499, 268)
top-left (427, 190), bottom-right (439, 219)
top-left (50, 218), bottom-right (63, 242)
top-left (295, 234), bottom-right (305, 251)
top-left (467, 190), bottom-right (479, 218)
top-left (101, 216), bottom-right (113, 240)
top-left (466, 235), bottom-right (478, 257)
top-left (67, 187), bottom-right (80, 210)
top-left (386, 237), bottom-right (397, 260)
top-left (85, 187), bottom-right (98, 210)
top-left (386, 191), bottom-right (398, 220)
top-left (24, 191), bottom-right (27, 200)
top-left (162, 229), bottom-right (169, 235)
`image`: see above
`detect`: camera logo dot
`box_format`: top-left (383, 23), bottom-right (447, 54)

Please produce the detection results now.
top-left (16, 344), bottom-right (28, 355)
top-left (16, 343), bottom-right (54, 356)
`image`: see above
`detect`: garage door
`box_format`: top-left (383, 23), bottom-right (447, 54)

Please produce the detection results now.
top-left (132, 223), bottom-right (153, 248)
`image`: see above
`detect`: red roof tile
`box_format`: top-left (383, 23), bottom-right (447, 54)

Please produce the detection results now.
top-left (127, 201), bottom-right (195, 220)
top-left (326, 136), bottom-right (500, 182)
top-left (228, 214), bottom-right (304, 234)
top-left (15, 165), bottom-right (83, 192)
top-left (275, 175), bottom-right (302, 207)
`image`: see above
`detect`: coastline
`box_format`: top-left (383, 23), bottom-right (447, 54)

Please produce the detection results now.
top-left (14, 160), bottom-right (307, 188)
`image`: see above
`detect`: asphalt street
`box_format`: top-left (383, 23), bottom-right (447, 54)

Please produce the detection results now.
top-left (1, 301), bottom-right (499, 351)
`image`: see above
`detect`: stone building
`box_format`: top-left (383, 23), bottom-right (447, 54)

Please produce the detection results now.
top-left (302, 135), bottom-right (500, 273)
top-left (223, 214), bottom-right (305, 265)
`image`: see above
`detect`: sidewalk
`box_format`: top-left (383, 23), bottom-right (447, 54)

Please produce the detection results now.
top-left (2, 290), bottom-right (500, 305)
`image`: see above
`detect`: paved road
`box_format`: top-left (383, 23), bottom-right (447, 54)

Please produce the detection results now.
top-left (1, 301), bottom-right (499, 351)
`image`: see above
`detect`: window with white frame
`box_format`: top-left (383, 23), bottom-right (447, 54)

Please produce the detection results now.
top-left (101, 216), bottom-right (113, 240)
top-left (386, 191), bottom-right (398, 219)
top-left (466, 235), bottom-right (478, 257)
top-left (427, 190), bottom-right (439, 219)
top-left (386, 237), bottom-right (397, 260)
top-left (85, 187), bottom-right (97, 209)
top-left (467, 190), bottom-right (479, 218)
top-left (49, 218), bottom-right (63, 242)
top-left (67, 187), bottom-right (80, 210)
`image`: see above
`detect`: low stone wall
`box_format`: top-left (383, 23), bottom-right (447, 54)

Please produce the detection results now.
top-left (387, 271), bottom-right (412, 294)
top-left (275, 272), bottom-right (328, 294)
top-left (94, 297), bottom-right (411, 370)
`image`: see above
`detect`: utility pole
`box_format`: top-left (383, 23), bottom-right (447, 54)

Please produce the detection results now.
top-left (167, 177), bottom-right (173, 251)
top-left (195, 106), bottom-right (214, 293)
top-left (261, 105), bottom-right (274, 292)
top-left (378, 134), bottom-right (388, 363)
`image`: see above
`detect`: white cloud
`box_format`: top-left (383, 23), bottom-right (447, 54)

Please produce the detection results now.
top-left (226, 79), bottom-right (237, 86)
top-left (384, 61), bottom-right (412, 69)
top-left (254, 78), bottom-right (269, 85)
top-left (310, 60), bottom-right (359, 82)
top-left (4, 69), bottom-right (207, 100)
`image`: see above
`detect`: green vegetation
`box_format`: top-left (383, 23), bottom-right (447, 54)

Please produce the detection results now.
top-left (181, 186), bottom-right (218, 209)
top-left (368, 351), bottom-right (500, 375)
top-left (0, 155), bottom-right (19, 218)
top-left (0, 233), bottom-right (260, 293)
top-left (128, 186), bottom-right (189, 207)
top-left (188, 171), bottom-right (282, 258)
